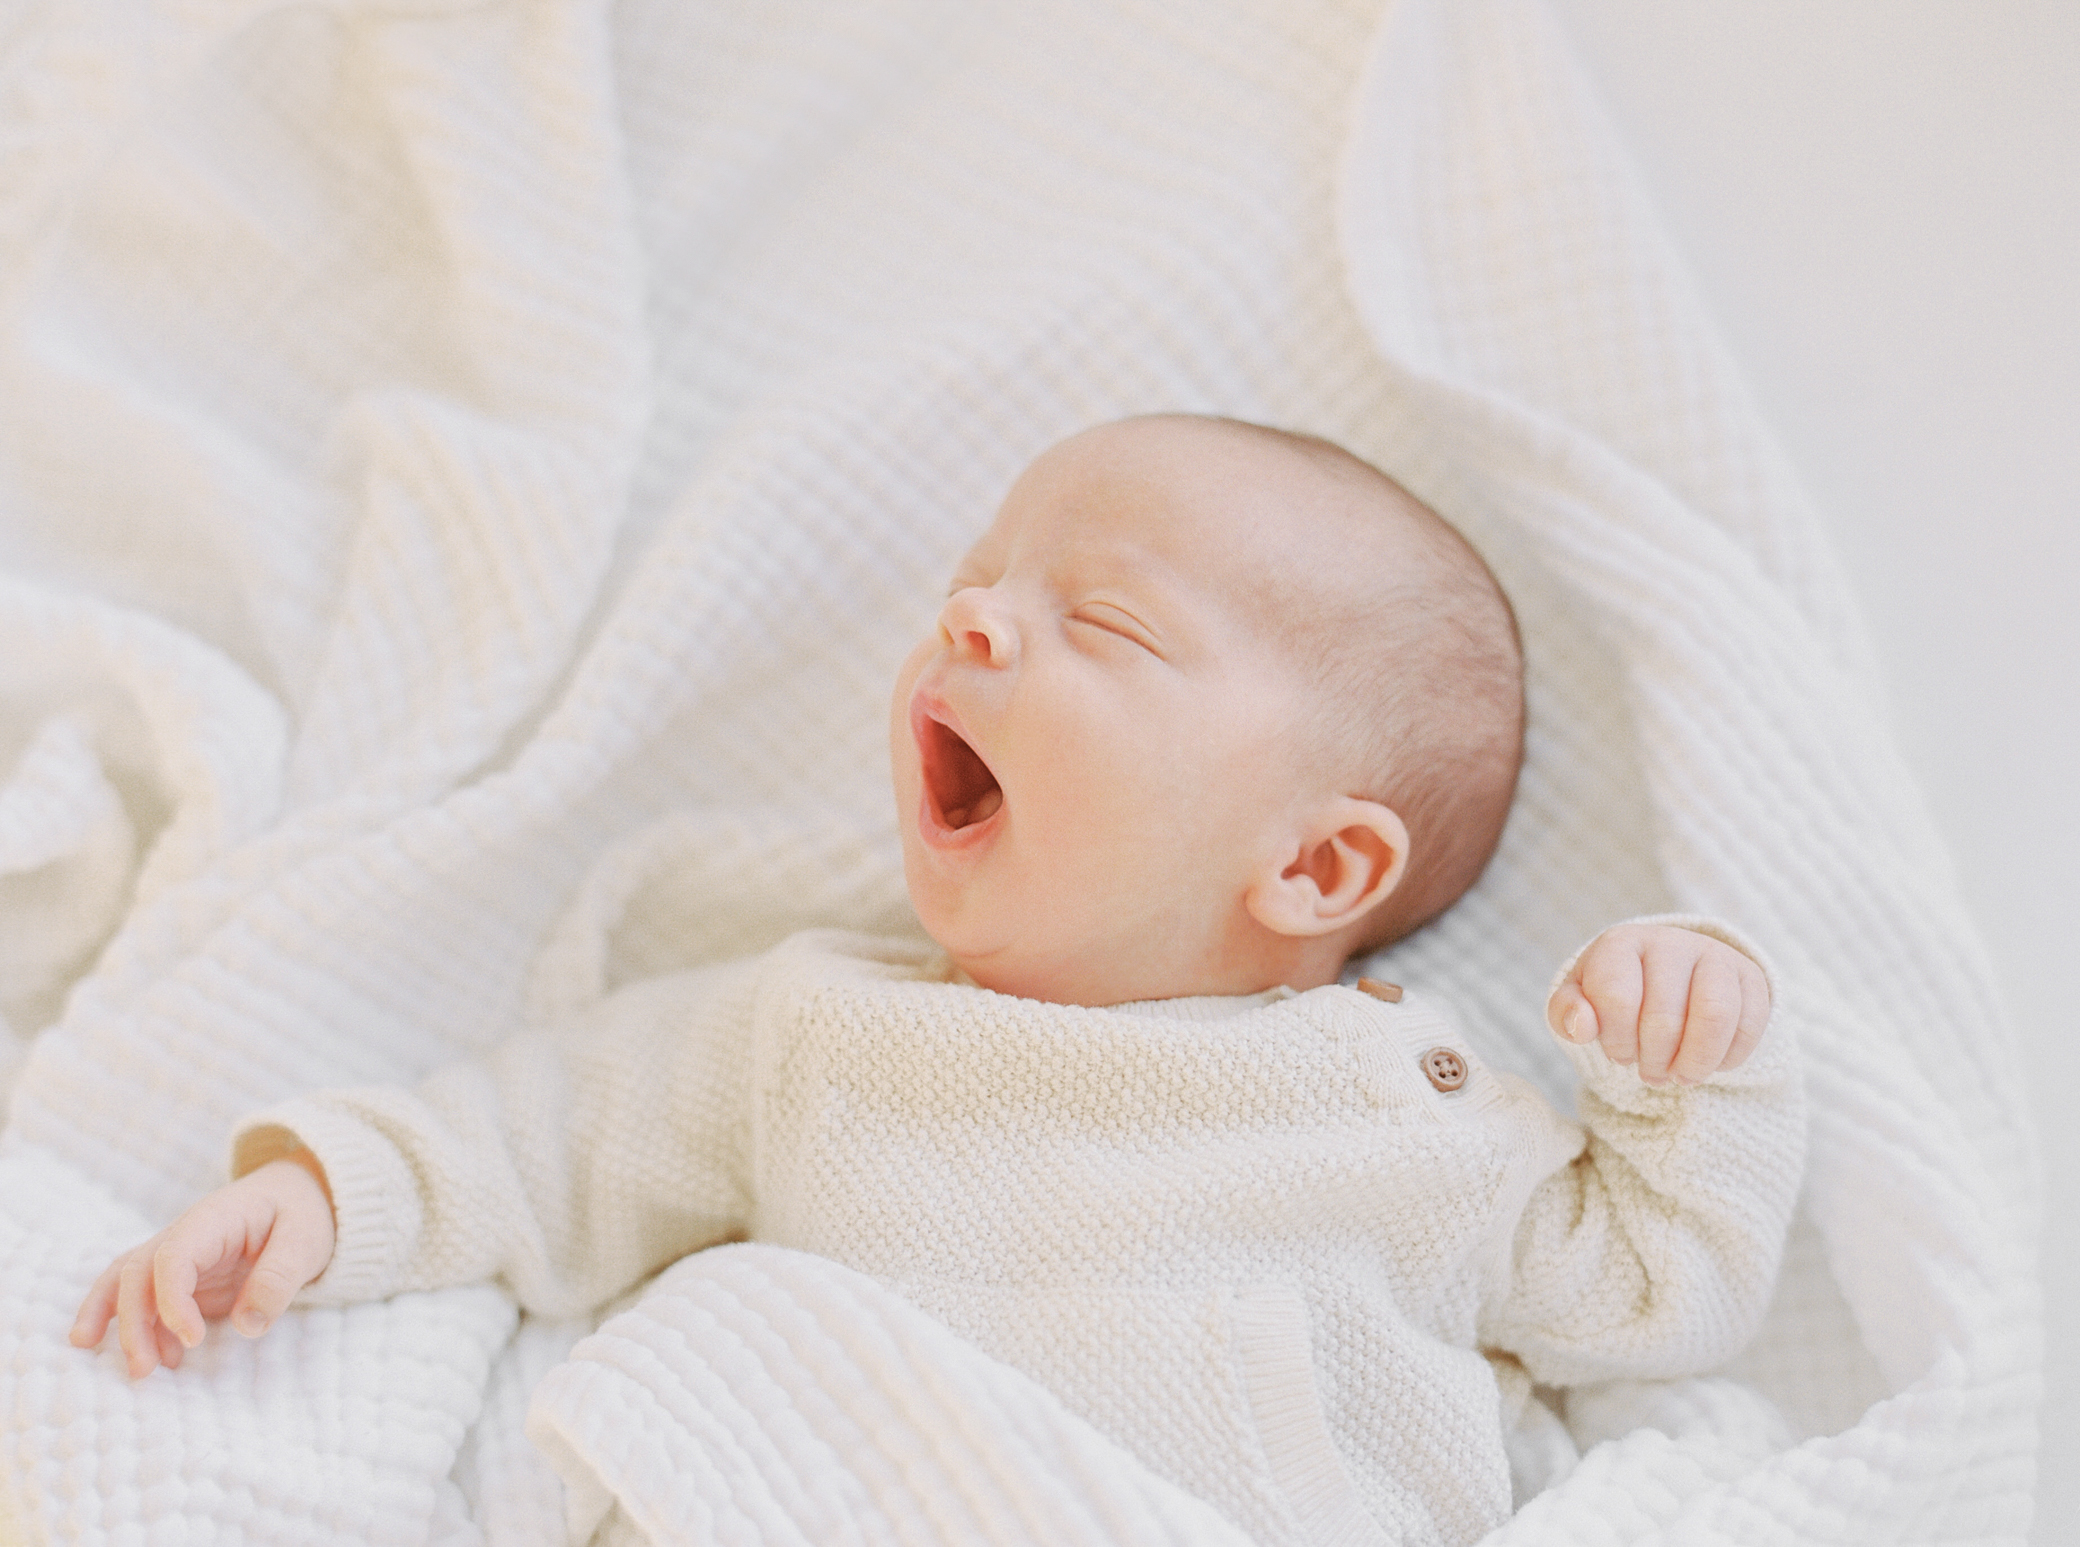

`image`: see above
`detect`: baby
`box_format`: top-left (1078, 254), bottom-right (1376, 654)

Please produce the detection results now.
top-left (73, 415), bottom-right (1801, 1545)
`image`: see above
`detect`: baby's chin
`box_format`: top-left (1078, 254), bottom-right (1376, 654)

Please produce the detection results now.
top-left (949, 952), bottom-right (1096, 1006)
top-left (936, 935), bottom-right (1178, 1008)
top-left (907, 906), bottom-right (1022, 995)
top-left (897, 839), bottom-right (1209, 1005)
top-left (904, 899), bottom-right (1086, 1002)
top-left (937, 909), bottom-right (1324, 1005)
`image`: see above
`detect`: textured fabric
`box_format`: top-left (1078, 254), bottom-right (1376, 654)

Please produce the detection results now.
top-left (526, 1244), bottom-right (1267, 1547)
top-left (230, 927), bottom-right (1801, 1546)
top-left (0, 0), bottom-right (2039, 1541)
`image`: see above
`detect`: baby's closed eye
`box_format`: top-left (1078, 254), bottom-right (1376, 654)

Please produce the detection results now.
top-left (1068, 602), bottom-right (1161, 654)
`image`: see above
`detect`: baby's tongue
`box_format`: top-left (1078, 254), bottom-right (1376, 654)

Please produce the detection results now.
top-left (948, 786), bottom-right (1003, 827)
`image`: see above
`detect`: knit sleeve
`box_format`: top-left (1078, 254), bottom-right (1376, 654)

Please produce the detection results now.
top-left (226, 956), bottom-right (764, 1319)
top-left (1476, 918), bottom-right (1807, 1386)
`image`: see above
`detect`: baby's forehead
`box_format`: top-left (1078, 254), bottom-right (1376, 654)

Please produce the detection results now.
top-left (982, 418), bottom-right (1411, 587)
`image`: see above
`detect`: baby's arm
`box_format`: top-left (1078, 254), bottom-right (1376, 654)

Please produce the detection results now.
top-left (70, 1154), bottom-right (336, 1379)
top-left (1478, 919), bottom-right (1804, 1386)
top-left (72, 956), bottom-right (762, 1377)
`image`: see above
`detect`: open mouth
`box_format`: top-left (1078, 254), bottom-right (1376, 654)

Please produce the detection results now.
top-left (918, 711), bottom-right (1003, 833)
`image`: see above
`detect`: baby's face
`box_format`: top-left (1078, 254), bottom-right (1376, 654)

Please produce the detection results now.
top-left (890, 419), bottom-right (1325, 1005)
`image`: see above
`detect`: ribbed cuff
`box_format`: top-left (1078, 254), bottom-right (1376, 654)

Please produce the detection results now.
top-left (229, 1098), bottom-right (425, 1306)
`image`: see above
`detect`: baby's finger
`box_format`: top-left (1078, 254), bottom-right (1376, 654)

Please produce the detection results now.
top-left (1669, 949), bottom-right (1744, 1084)
top-left (1633, 948), bottom-right (1696, 1085)
top-left (1576, 941), bottom-right (1645, 1066)
top-left (151, 1239), bottom-right (207, 1351)
top-left (154, 1321), bottom-right (186, 1372)
top-left (70, 1257), bottom-right (126, 1349)
top-left (1720, 955), bottom-right (1772, 1069)
top-left (1545, 980), bottom-right (1600, 1045)
top-left (114, 1252), bottom-right (165, 1379)
top-left (228, 1211), bottom-right (328, 1338)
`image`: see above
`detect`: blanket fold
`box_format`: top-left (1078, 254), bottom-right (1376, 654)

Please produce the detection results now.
top-left (0, 0), bottom-right (2038, 1541)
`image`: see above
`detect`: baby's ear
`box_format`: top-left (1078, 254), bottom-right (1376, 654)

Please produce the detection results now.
top-left (1245, 798), bottom-right (1409, 939)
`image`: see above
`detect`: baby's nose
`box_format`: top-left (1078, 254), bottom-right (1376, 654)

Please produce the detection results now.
top-left (939, 588), bottom-right (1016, 666)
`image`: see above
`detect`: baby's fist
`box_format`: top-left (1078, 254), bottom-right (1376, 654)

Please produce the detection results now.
top-left (1547, 923), bottom-right (1769, 1086)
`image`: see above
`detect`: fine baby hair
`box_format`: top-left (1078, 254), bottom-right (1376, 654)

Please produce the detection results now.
top-left (1182, 417), bottom-right (1526, 948)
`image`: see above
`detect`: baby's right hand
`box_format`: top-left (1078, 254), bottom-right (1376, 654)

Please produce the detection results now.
top-left (70, 1154), bottom-right (336, 1379)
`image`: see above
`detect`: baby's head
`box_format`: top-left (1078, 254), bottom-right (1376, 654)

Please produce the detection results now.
top-left (890, 414), bottom-right (1522, 1006)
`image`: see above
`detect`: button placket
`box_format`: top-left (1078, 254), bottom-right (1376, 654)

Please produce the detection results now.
top-left (1347, 979), bottom-right (1486, 1116)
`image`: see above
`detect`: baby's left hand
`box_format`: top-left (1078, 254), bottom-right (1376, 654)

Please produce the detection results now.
top-left (1546, 923), bottom-right (1770, 1086)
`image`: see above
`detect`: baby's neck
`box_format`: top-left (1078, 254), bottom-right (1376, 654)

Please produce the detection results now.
top-left (949, 929), bottom-right (1354, 1008)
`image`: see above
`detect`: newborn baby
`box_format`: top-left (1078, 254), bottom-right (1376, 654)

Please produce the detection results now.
top-left (74, 415), bottom-right (1802, 1546)
top-left (895, 413), bottom-right (1524, 1004)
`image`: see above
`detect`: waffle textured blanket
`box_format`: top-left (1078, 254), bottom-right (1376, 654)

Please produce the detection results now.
top-left (0, 0), bottom-right (2041, 1542)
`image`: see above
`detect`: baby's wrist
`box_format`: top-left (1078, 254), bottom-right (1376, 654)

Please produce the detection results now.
top-left (266, 1146), bottom-right (335, 1210)
top-left (232, 1100), bottom-right (424, 1305)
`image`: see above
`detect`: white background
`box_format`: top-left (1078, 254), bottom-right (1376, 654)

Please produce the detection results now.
top-left (1548, 4), bottom-right (2078, 1539)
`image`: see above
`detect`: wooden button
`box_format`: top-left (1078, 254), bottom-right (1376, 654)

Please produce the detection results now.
top-left (1420, 1046), bottom-right (1467, 1091)
top-left (1356, 977), bottom-right (1403, 1004)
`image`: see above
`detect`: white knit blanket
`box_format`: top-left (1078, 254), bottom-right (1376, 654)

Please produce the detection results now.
top-left (0, 0), bottom-right (2040, 1542)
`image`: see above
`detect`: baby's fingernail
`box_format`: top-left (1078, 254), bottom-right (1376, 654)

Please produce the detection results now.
top-left (233, 1308), bottom-right (267, 1338)
top-left (1563, 1008), bottom-right (1590, 1042)
top-left (176, 1321), bottom-right (202, 1349)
